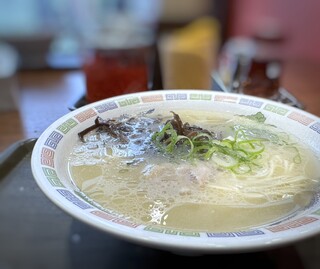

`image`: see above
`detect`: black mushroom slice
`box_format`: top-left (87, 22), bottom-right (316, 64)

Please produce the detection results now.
top-left (78, 116), bottom-right (129, 143)
top-left (77, 111), bottom-right (216, 145)
top-left (168, 111), bottom-right (216, 139)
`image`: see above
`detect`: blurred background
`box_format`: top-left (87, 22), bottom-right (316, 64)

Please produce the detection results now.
top-left (0, 0), bottom-right (320, 130)
top-left (229, 0), bottom-right (320, 62)
top-left (0, 0), bottom-right (223, 70)
top-left (0, 0), bottom-right (319, 68)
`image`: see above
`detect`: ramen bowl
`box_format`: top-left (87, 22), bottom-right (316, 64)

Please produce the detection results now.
top-left (31, 90), bottom-right (320, 254)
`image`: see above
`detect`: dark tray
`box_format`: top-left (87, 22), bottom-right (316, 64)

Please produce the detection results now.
top-left (0, 139), bottom-right (316, 269)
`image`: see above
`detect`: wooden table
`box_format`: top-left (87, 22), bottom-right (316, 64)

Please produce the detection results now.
top-left (1, 59), bottom-right (320, 153)
top-left (0, 69), bottom-right (85, 152)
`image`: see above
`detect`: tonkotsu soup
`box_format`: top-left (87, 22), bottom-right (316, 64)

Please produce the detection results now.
top-left (68, 110), bottom-right (320, 232)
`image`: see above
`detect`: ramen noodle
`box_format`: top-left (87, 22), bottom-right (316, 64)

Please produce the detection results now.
top-left (68, 110), bottom-right (320, 232)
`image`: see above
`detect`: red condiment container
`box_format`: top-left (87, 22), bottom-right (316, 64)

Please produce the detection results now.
top-left (83, 45), bottom-right (151, 103)
top-left (81, 11), bottom-right (155, 104)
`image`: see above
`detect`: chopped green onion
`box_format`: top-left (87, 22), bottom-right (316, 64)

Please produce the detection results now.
top-left (151, 119), bottom-right (301, 175)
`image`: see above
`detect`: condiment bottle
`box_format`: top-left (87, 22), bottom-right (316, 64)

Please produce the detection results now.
top-left (239, 31), bottom-right (283, 99)
top-left (81, 1), bottom-right (156, 103)
top-left (239, 58), bottom-right (280, 99)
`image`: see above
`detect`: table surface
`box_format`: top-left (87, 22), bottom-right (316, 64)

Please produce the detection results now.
top-left (0, 61), bottom-right (320, 269)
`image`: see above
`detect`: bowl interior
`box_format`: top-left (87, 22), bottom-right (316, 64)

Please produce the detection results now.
top-left (31, 90), bottom-right (320, 254)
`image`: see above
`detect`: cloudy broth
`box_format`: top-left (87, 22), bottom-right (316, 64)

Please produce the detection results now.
top-left (68, 110), bottom-right (320, 232)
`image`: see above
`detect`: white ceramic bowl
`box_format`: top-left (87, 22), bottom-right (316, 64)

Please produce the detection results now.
top-left (31, 90), bottom-right (320, 254)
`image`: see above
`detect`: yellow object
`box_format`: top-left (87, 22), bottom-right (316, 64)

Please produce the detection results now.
top-left (158, 17), bottom-right (220, 89)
